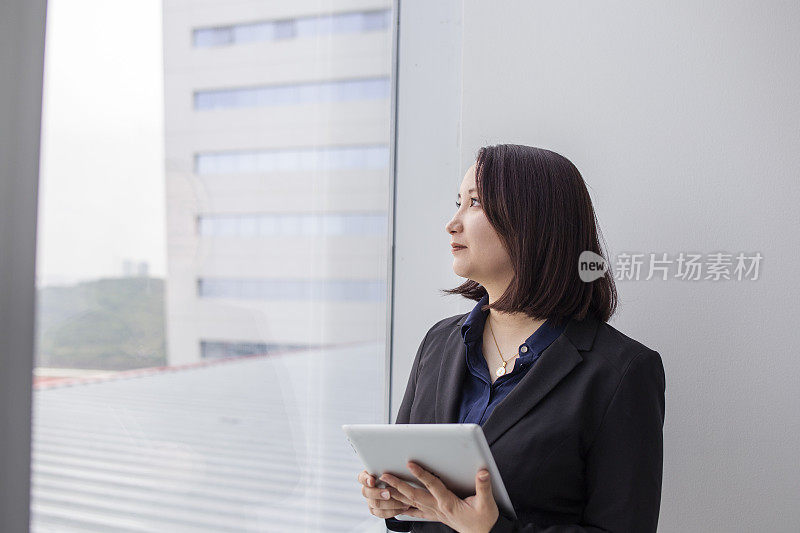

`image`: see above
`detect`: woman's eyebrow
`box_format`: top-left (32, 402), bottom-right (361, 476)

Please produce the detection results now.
top-left (457, 188), bottom-right (476, 198)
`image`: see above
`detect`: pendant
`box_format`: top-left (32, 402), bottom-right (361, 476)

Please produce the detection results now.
top-left (495, 365), bottom-right (506, 377)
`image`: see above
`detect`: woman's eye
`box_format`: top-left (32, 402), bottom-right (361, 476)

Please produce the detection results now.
top-left (455, 198), bottom-right (480, 208)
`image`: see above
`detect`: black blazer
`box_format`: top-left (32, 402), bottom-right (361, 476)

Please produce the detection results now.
top-left (385, 312), bottom-right (666, 533)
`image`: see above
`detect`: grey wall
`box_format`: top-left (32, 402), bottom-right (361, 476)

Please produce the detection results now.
top-left (0, 0), bottom-right (47, 532)
top-left (393, 1), bottom-right (800, 531)
top-left (391, 0), bottom-right (469, 422)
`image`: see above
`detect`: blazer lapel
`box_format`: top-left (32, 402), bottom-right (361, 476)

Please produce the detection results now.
top-left (434, 312), bottom-right (600, 447)
top-left (482, 314), bottom-right (599, 446)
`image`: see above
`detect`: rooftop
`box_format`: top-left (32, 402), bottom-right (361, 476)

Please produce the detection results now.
top-left (30, 342), bottom-right (386, 532)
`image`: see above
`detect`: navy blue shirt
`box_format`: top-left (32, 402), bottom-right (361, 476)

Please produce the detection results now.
top-left (457, 294), bottom-right (567, 426)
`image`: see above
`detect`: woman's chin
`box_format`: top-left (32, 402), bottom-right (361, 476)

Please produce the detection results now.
top-left (452, 262), bottom-right (470, 278)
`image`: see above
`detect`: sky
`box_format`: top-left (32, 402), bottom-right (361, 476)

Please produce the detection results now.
top-left (36, 0), bottom-right (166, 287)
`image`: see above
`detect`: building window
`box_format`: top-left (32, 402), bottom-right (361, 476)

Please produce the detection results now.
top-left (194, 77), bottom-right (390, 110)
top-left (273, 19), bottom-right (297, 40)
top-left (195, 145), bottom-right (389, 174)
top-left (362, 11), bottom-right (390, 31)
top-left (200, 340), bottom-right (309, 359)
top-left (193, 9), bottom-right (391, 48)
top-left (197, 278), bottom-right (387, 301)
top-left (197, 213), bottom-right (386, 237)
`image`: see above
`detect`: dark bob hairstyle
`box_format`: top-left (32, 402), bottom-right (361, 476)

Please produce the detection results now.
top-left (441, 144), bottom-right (617, 326)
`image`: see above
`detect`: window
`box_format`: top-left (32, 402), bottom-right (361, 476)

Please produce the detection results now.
top-left (193, 26), bottom-right (232, 47)
top-left (200, 340), bottom-right (310, 359)
top-left (197, 213), bottom-right (387, 237)
top-left (194, 77), bottom-right (391, 110)
top-left (193, 9), bottom-right (391, 48)
top-left (195, 145), bottom-right (390, 174)
top-left (32, 1), bottom-right (396, 530)
top-left (273, 19), bottom-right (297, 40)
top-left (197, 278), bottom-right (387, 301)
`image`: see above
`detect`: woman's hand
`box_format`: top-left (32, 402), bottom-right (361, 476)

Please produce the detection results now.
top-left (379, 461), bottom-right (500, 533)
top-left (357, 469), bottom-right (412, 519)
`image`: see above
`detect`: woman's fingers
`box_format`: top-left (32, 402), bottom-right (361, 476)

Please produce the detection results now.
top-left (357, 470), bottom-right (375, 487)
top-left (362, 485), bottom-right (411, 506)
top-left (369, 499), bottom-right (410, 511)
top-left (358, 469), bottom-right (414, 519)
top-left (370, 506), bottom-right (416, 519)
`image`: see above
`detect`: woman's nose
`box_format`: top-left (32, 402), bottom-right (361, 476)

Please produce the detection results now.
top-left (445, 217), bottom-right (459, 234)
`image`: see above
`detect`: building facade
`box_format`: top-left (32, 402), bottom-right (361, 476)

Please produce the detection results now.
top-left (163, 0), bottom-right (394, 364)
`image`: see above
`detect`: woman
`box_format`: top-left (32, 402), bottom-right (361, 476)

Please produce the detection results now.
top-left (358, 144), bottom-right (666, 532)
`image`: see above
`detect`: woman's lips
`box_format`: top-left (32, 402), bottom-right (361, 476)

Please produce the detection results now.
top-left (451, 246), bottom-right (467, 253)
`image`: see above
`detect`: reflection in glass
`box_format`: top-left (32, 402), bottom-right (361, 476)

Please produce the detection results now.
top-left (195, 77), bottom-right (391, 110)
top-left (193, 9), bottom-right (391, 48)
top-left (32, 1), bottom-right (394, 530)
top-left (195, 145), bottom-right (390, 174)
top-left (197, 278), bottom-right (387, 301)
top-left (198, 213), bottom-right (387, 236)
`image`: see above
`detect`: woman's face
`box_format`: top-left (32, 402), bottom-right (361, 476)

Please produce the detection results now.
top-left (445, 164), bottom-right (514, 288)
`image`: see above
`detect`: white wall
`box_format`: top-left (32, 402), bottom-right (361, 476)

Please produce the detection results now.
top-left (393, 1), bottom-right (800, 531)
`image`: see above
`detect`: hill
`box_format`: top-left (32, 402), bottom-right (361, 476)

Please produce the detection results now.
top-left (36, 277), bottom-right (167, 370)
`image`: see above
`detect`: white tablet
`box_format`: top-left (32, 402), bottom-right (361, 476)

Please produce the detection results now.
top-left (342, 423), bottom-right (517, 522)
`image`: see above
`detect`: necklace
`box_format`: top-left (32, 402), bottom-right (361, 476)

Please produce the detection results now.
top-left (487, 316), bottom-right (519, 377)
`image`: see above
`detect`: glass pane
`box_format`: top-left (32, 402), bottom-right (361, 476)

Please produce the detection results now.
top-left (193, 27), bottom-right (233, 47)
top-left (198, 213), bottom-right (385, 237)
top-left (193, 77), bottom-right (391, 110)
top-left (362, 10), bottom-right (391, 32)
top-left (193, 8), bottom-right (392, 48)
top-left (233, 21), bottom-right (275, 44)
top-left (273, 19), bottom-right (297, 40)
top-left (33, 1), bottom-right (395, 531)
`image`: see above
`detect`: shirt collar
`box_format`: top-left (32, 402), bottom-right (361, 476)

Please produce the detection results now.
top-left (460, 293), bottom-right (567, 359)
